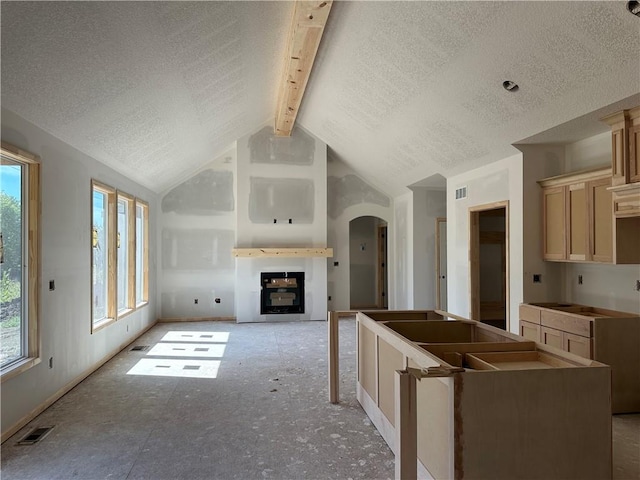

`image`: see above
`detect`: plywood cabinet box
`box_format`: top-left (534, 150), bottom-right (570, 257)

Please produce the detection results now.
top-left (356, 310), bottom-right (611, 480)
top-left (520, 303), bottom-right (640, 413)
top-left (539, 167), bottom-right (640, 264)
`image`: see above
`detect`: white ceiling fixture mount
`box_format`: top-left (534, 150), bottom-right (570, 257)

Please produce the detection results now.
top-left (275, 0), bottom-right (333, 137)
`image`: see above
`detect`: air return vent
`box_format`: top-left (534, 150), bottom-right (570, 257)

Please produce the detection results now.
top-left (17, 426), bottom-right (54, 445)
top-left (455, 186), bottom-right (467, 200)
top-left (130, 345), bottom-right (150, 352)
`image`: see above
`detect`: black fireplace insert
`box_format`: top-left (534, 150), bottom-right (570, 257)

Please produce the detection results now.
top-left (260, 272), bottom-right (305, 314)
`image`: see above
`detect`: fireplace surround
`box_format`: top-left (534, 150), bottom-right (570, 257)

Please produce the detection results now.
top-left (260, 272), bottom-right (305, 314)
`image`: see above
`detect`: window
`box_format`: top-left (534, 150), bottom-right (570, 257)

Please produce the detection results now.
top-left (91, 181), bottom-right (148, 331)
top-left (1, 142), bottom-right (40, 379)
top-left (135, 200), bottom-right (149, 306)
top-left (92, 181), bottom-right (115, 330)
top-left (117, 193), bottom-right (134, 314)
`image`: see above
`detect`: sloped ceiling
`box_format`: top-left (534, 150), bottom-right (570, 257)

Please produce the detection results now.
top-left (2, 1), bottom-right (639, 197)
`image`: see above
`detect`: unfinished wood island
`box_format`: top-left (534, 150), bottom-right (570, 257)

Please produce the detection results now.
top-left (356, 310), bottom-right (611, 480)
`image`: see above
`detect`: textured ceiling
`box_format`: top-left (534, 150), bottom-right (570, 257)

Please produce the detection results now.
top-left (2, 1), bottom-right (639, 196)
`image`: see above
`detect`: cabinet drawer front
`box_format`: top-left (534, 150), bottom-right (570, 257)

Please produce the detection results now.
top-left (613, 189), bottom-right (640, 218)
top-left (541, 326), bottom-right (563, 350)
top-left (519, 321), bottom-right (541, 342)
top-left (564, 332), bottom-right (593, 360)
top-left (541, 310), bottom-right (592, 337)
top-left (519, 305), bottom-right (541, 324)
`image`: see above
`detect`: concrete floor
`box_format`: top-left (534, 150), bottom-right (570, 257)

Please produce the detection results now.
top-left (1, 319), bottom-right (639, 480)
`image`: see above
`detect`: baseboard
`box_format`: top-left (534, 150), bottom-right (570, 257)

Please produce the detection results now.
top-left (1, 319), bottom-right (158, 444)
top-left (157, 316), bottom-right (236, 323)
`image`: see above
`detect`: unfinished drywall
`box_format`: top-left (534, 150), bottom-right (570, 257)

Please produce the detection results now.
top-left (393, 193), bottom-right (413, 309)
top-left (248, 126), bottom-right (315, 165)
top-left (1, 108), bottom-right (158, 440)
top-left (159, 148), bottom-right (236, 318)
top-left (447, 154), bottom-right (524, 333)
top-left (236, 124), bottom-right (327, 322)
top-left (326, 157), bottom-right (393, 311)
top-left (349, 216), bottom-right (378, 308)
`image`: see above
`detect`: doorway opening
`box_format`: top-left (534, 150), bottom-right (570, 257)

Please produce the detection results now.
top-left (435, 217), bottom-right (447, 311)
top-left (349, 216), bottom-right (387, 309)
top-left (469, 202), bottom-right (509, 330)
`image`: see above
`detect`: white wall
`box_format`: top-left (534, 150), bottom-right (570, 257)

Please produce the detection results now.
top-left (446, 154), bottom-right (524, 333)
top-left (393, 192), bottom-right (413, 309)
top-left (326, 157), bottom-right (392, 311)
top-left (158, 147), bottom-right (237, 318)
top-left (235, 125), bottom-right (328, 321)
top-left (1, 108), bottom-right (158, 438)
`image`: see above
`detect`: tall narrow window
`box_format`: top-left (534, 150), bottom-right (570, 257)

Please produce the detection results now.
top-left (117, 193), bottom-right (134, 315)
top-left (92, 181), bottom-right (115, 330)
top-left (1, 143), bottom-right (40, 378)
top-left (135, 200), bottom-right (149, 306)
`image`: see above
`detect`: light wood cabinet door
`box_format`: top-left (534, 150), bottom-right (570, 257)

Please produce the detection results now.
top-left (541, 326), bottom-right (563, 350)
top-left (589, 177), bottom-right (613, 263)
top-left (519, 320), bottom-right (540, 342)
top-left (542, 186), bottom-right (566, 260)
top-left (611, 127), bottom-right (628, 186)
top-left (564, 332), bottom-right (593, 360)
top-left (629, 122), bottom-right (640, 184)
top-left (567, 182), bottom-right (587, 261)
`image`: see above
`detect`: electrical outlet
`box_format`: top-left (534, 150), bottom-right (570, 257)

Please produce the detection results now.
top-left (214, 298), bottom-right (221, 304)
top-left (533, 274), bottom-right (542, 283)
top-left (49, 280), bottom-right (55, 291)
top-left (578, 275), bottom-right (583, 285)
top-left (49, 357), bottom-right (53, 369)
top-left (194, 298), bottom-right (199, 304)
top-left (636, 280), bottom-right (640, 292)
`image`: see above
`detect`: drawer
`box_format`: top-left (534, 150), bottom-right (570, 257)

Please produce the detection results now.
top-left (519, 304), bottom-right (541, 324)
top-left (541, 326), bottom-right (563, 351)
top-left (541, 310), bottom-right (592, 337)
top-left (519, 320), bottom-right (541, 342)
top-left (612, 187), bottom-right (640, 218)
top-left (564, 332), bottom-right (593, 360)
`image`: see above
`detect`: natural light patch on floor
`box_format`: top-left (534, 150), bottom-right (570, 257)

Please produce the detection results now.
top-left (146, 343), bottom-right (226, 358)
top-left (127, 330), bottom-right (230, 379)
top-left (160, 331), bottom-right (230, 343)
top-left (127, 359), bottom-right (221, 378)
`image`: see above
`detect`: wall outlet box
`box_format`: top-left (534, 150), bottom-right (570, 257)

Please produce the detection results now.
top-left (533, 274), bottom-right (541, 283)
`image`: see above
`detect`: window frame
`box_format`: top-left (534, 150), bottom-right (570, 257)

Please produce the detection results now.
top-left (91, 180), bottom-right (117, 332)
top-left (0, 142), bottom-right (41, 382)
top-left (116, 191), bottom-right (135, 318)
top-left (135, 199), bottom-right (149, 307)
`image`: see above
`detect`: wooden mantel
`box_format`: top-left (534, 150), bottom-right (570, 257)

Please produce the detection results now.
top-left (232, 247), bottom-right (333, 258)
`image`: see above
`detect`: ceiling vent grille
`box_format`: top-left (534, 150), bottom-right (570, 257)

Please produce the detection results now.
top-left (455, 186), bottom-right (467, 200)
top-left (17, 426), bottom-right (54, 445)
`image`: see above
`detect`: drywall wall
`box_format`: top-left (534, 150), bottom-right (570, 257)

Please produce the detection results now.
top-left (562, 133), bottom-right (640, 313)
top-left (393, 192), bottom-right (413, 309)
top-left (447, 154), bottom-right (524, 333)
top-left (159, 149), bottom-right (236, 318)
top-left (326, 156), bottom-right (392, 311)
top-left (517, 144), bottom-right (565, 304)
top-left (235, 125), bottom-right (328, 322)
top-left (1, 108), bottom-right (158, 439)
top-left (349, 216), bottom-right (378, 308)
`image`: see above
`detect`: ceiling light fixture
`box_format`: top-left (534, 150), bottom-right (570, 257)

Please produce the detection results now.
top-left (502, 80), bottom-right (519, 92)
top-left (627, 1), bottom-right (640, 16)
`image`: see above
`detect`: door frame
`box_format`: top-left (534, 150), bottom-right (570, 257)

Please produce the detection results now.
top-left (469, 201), bottom-right (509, 330)
top-left (435, 217), bottom-right (446, 310)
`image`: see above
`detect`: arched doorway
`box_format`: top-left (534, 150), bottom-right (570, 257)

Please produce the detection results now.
top-left (349, 216), bottom-right (388, 309)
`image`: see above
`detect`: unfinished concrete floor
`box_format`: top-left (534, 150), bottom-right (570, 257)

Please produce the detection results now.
top-left (2, 319), bottom-right (639, 479)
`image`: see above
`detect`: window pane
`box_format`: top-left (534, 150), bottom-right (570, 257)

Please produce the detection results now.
top-left (117, 198), bottom-right (129, 311)
top-left (92, 190), bottom-right (108, 322)
top-left (136, 204), bottom-right (143, 305)
top-left (1, 161), bottom-right (24, 368)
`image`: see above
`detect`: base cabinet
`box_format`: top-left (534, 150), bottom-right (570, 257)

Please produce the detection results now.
top-left (520, 303), bottom-right (640, 413)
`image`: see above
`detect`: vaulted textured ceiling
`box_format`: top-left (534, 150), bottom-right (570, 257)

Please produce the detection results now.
top-left (2, 1), bottom-right (639, 196)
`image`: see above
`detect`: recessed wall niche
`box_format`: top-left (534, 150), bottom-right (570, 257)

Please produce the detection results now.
top-left (249, 177), bottom-right (314, 224)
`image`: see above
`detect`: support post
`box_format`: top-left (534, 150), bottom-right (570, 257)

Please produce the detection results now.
top-left (395, 369), bottom-right (417, 480)
top-left (328, 311), bottom-right (339, 403)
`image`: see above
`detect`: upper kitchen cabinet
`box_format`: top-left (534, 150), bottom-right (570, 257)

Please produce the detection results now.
top-left (600, 106), bottom-right (640, 186)
top-left (539, 167), bottom-right (639, 264)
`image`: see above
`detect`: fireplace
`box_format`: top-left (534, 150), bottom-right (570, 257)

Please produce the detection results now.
top-left (260, 272), bottom-right (305, 314)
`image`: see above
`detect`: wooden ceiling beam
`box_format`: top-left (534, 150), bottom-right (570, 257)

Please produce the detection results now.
top-left (274, 0), bottom-right (333, 137)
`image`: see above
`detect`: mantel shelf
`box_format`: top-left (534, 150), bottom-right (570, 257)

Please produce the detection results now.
top-left (232, 247), bottom-right (333, 258)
